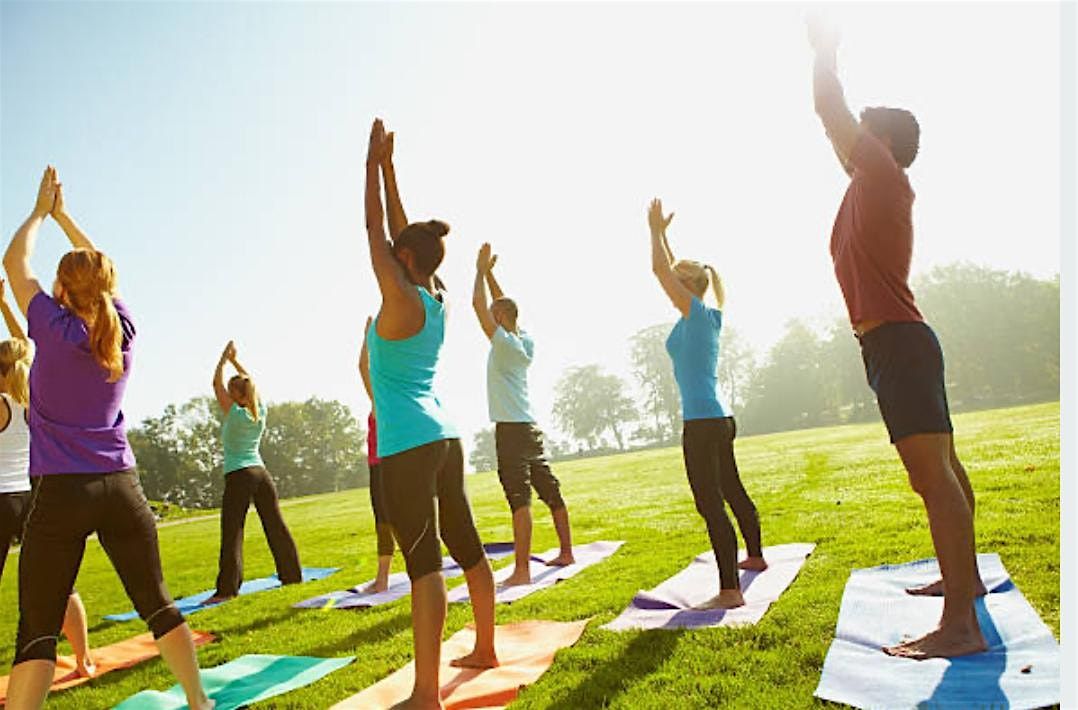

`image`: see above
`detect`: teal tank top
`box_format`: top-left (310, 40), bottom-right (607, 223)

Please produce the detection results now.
top-left (368, 287), bottom-right (459, 457)
top-left (221, 401), bottom-right (267, 473)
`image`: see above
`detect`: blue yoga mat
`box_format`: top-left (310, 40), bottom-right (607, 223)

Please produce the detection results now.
top-left (114, 653), bottom-right (354, 709)
top-left (105, 567), bottom-right (339, 621)
top-left (814, 553), bottom-right (1059, 709)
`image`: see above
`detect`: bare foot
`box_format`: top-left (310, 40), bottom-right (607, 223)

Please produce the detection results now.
top-left (883, 624), bottom-right (987, 659)
top-left (906, 578), bottom-right (988, 597)
top-left (75, 656), bottom-right (97, 678)
top-left (738, 556), bottom-right (768, 572)
top-left (692, 589), bottom-right (745, 610)
top-left (544, 552), bottom-right (575, 567)
top-left (499, 570), bottom-right (532, 587)
top-left (450, 648), bottom-right (499, 669)
top-left (390, 696), bottom-right (444, 710)
top-left (363, 578), bottom-right (390, 594)
top-left (204, 594), bottom-right (235, 606)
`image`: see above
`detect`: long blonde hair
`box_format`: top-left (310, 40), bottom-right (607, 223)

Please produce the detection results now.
top-left (0, 338), bottom-right (32, 407)
top-left (673, 259), bottom-right (725, 309)
top-left (56, 249), bottom-right (124, 383)
top-left (228, 374), bottom-right (261, 422)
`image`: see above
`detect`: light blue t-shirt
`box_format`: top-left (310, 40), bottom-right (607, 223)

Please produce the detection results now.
top-left (221, 401), bottom-right (267, 474)
top-left (368, 287), bottom-right (459, 457)
top-left (665, 297), bottom-right (729, 421)
top-left (487, 326), bottom-right (536, 423)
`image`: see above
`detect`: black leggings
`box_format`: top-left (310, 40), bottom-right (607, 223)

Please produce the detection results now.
top-left (682, 418), bottom-right (763, 590)
top-left (0, 490), bottom-right (31, 584)
top-left (214, 466), bottom-right (302, 597)
top-left (381, 438), bottom-right (484, 581)
top-left (14, 471), bottom-right (183, 665)
top-left (368, 463), bottom-right (395, 558)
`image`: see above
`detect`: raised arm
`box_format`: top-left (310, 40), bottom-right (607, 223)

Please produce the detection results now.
top-left (365, 119), bottom-right (422, 336)
top-left (648, 198), bottom-right (693, 317)
top-left (484, 255), bottom-right (505, 300)
top-left (0, 280), bottom-right (28, 342)
top-left (51, 177), bottom-right (97, 251)
top-left (213, 341), bottom-right (236, 414)
top-left (3, 167), bottom-right (55, 316)
top-left (472, 244), bottom-right (498, 339)
top-left (381, 133), bottom-right (408, 240)
top-left (358, 316), bottom-right (374, 402)
top-left (809, 18), bottom-right (858, 171)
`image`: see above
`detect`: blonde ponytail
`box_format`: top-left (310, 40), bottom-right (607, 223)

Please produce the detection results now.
top-left (706, 265), bottom-right (725, 310)
top-left (0, 339), bottom-right (32, 407)
top-left (245, 379), bottom-right (260, 422)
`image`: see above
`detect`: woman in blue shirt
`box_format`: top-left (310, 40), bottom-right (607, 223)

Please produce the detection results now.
top-left (364, 119), bottom-right (497, 709)
top-left (648, 198), bottom-right (765, 610)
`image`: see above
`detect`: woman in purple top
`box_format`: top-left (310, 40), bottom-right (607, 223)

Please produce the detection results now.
top-left (2, 167), bottom-right (212, 710)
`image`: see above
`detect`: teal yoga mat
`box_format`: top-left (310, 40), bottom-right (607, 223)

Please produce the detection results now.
top-left (113, 654), bottom-right (354, 709)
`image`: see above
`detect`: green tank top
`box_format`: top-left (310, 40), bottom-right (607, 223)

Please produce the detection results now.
top-left (221, 402), bottom-right (267, 473)
top-left (368, 286), bottom-right (458, 457)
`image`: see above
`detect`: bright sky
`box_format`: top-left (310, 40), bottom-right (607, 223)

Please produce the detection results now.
top-left (0, 2), bottom-right (1061, 460)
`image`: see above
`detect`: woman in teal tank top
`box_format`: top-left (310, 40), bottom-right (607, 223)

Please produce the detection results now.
top-left (647, 198), bottom-right (765, 612)
top-left (364, 119), bottom-right (497, 706)
top-left (207, 340), bottom-right (301, 603)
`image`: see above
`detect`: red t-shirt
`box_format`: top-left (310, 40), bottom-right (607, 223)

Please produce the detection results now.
top-left (830, 131), bottom-right (924, 326)
top-left (366, 412), bottom-right (380, 465)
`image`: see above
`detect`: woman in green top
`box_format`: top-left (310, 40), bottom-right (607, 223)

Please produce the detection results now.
top-left (207, 340), bottom-right (302, 603)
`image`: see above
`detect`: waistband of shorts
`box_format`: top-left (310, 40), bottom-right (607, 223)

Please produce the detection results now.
top-left (855, 320), bottom-right (932, 346)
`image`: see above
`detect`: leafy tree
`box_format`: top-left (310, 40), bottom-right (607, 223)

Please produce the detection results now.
top-left (629, 323), bottom-right (680, 443)
top-left (470, 428), bottom-right (497, 473)
top-left (717, 325), bottom-right (757, 414)
top-left (553, 364), bottom-right (637, 451)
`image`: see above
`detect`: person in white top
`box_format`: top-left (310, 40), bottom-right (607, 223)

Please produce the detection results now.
top-left (0, 278), bottom-right (95, 678)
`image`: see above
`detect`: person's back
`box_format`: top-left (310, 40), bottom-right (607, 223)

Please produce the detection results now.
top-left (486, 326), bottom-right (536, 424)
top-left (27, 291), bottom-right (136, 475)
top-left (368, 285), bottom-right (457, 457)
top-left (221, 401), bottom-right (267, 473)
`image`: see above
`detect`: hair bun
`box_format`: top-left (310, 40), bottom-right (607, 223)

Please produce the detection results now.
top-left (426, 220), bottom-right (450, 238)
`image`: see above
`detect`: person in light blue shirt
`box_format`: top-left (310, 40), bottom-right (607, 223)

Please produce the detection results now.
top-left (363, 120), bottom-right (498, 705)
top-left (472, 243), bottom-right (574, 587)
top-left (648, 198), bottom-right (765, 611)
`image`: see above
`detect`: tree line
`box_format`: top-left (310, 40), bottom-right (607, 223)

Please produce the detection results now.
top-left (130, 396), bottom-right (368, 508)
top-left (125, 262), bottom-right (1059, 493)
top-left (471, 263), bottom-right (1060, 467)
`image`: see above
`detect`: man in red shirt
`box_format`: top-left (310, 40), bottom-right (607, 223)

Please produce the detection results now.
top-left (809, 20), bottom-right (987, 660)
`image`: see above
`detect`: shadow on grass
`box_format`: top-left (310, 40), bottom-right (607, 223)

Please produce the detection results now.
top-left (300, 609), bottom-right (413, 658)
top-left (540, 628), bottom-right (684, 708)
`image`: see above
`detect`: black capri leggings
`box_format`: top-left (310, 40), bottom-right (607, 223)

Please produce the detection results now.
top-left (380, 438), bottom-right (485, 581)
top-left (0, 490), bottom-right (31, 584)
top-left (494, 423), bottom-right (565, 513)
top-left (14, 470), bottom-right (183, 665)
top-left (682, 417), bottom-right (763, 590)
top-left (368, 463), bottom-right (395, 558)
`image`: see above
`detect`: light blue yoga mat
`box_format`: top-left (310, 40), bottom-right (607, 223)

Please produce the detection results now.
top-left (814, 553), bottom-right (1059, 709)
top-left (294, 542), bottom-right (515, 610)
top-left (113, 654), bottom-right (354, 710)
top-left (105, 567), bottom-right (339, 621)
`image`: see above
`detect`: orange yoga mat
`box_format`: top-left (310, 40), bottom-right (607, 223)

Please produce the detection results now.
top-left (0, 630), bottom-right (215, 702)
top-left (332, 619), bottom-right (588, 709)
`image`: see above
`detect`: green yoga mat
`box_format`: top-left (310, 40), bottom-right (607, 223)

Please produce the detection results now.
top-left (113, 654), bottom-right (354, 709)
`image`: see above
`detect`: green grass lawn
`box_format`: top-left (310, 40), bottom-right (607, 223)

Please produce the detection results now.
top-left (0, 401), bottom-right (1059, 708)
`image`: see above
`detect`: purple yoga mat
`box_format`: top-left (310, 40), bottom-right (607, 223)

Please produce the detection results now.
top-left (603, 542), bottom-right (814, 631)
top-left (294, 542), bottom-right (515, 610)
